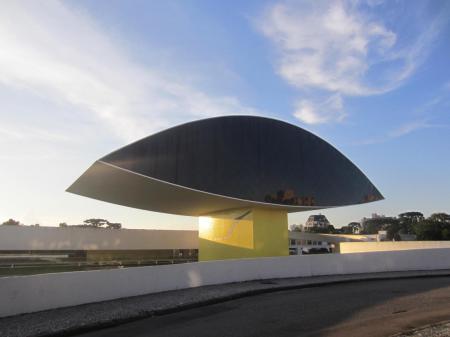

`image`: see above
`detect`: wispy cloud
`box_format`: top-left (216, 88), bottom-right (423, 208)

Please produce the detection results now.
top-left (294, 93), bottom-right (346, 124)
top-left (355, 80), bottom-right (450, 146)
top-left (0, 1), bottom-right (259, 142)
top-left (354, 120), bottom-right (428, 145)
top-left (387, 121), bottom-right (431, 139)
top-left (258, 0), bottom-right (447, 124)
top-left (415, 81), bottom-right (450, 116)
top-left (357, 119), bottom-right (450, 146)
top-left (0, 124), bottom-right (72, 142)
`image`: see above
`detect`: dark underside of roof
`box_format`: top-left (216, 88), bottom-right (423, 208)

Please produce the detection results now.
top-left (68, 116), bottom-right (383, 215)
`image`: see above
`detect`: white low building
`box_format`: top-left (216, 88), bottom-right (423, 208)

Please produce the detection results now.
top-left (288, 231), bottom-right (377, 254)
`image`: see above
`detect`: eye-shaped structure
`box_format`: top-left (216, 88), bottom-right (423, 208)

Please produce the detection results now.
top-left (67, 115), bottom-right (383, 216)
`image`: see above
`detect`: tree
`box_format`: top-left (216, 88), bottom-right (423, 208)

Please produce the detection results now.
top-left (306, 225), bottom-right (335, 234)
top-left (361, 218), bottom-right (383, 234)
top-left (398, 212), bottom-right (424, 222)
top-left (59, 222), bottom-right (68, 228)
top-left (429, 213), bottom-right (450, 223)
top-left (83, 218), bottom-right (108, 228)
top-left (398, 212), bottom-right (424, 234)
top-left (1, 219), bottom-right (20, 226)
top-left (361, 217), bottom-right (401, 240)
top-left (386, 220), bottom-right (401, 241)
top-left (412, 213), bottom-right (450, 241)
top-left (106, 222), bottom-right (122, 229)
top-left (361, 217), bottom-right (397, 234)
top-left (348, 222), bottom-right (361, 234)
top-left (413, 220), bottom-right (444, 240)
top-left (339, 225), bottom-right (353, 234)
top-left (289, 224), bottom-right (302, 232)
top-left (339, 223), bottom-right (362, 234)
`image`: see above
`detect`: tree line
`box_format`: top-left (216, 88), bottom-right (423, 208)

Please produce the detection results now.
top-left (1, 218), bottom-right (122, 229)
top-left (291, 211), bottom-right (450, 241)
top-left (359, 212), bottom-right (450, 241)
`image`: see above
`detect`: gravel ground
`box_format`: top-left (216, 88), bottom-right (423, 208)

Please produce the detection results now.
top-left (393, 321), bottom-right (450, 337)
top-left (1, 270), bottom-right (449, 337)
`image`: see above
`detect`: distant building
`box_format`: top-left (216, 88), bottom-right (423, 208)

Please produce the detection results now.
top-left (377, 230), bottom-right (388, 241)
top-left (0, 226), bottom-right (198, 271)
top-left (288, 231), bottom-right (376, 255)
top-left (304, 214), bottom-right (331, 229)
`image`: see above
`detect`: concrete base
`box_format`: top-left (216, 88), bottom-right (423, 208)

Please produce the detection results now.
top-left (198, 208), bottom-right (289, 261)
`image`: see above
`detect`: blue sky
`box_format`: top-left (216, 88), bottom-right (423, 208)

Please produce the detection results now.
top-left (0, 0), bottom-right (449, 229)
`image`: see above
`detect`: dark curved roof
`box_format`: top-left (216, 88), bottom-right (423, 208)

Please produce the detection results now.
top-left (67, 116), bottom-right (383, 216)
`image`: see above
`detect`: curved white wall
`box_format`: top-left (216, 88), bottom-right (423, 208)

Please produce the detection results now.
top-left (1, 248), bottom-right (450, 317)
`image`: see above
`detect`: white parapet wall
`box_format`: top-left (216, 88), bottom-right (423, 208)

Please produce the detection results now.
top-left (338, 241), bottom-right (450, 253)
top-left (1, 248), bottom-right (450, 318)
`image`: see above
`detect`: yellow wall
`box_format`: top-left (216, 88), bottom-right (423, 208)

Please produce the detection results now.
top-left (198, 208), bottom-right (288, 261)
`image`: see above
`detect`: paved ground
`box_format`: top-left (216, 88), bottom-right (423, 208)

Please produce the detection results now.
top-left (394, 321), bottom-right (450, 337)
top-left (75, 277), bottom-right (450, 337)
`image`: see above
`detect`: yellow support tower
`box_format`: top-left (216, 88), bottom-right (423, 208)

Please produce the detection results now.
top-left (198, 208), bottom-right (288, 261)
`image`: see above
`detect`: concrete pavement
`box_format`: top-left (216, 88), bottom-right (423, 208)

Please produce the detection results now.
top-left (75, 276), bottom-right (450, 337)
